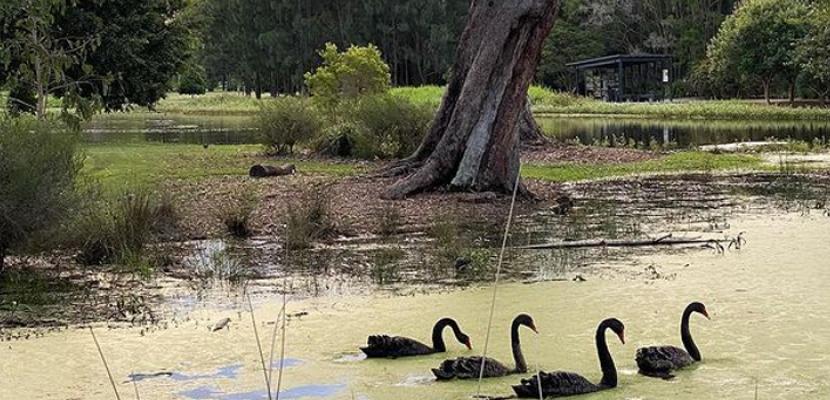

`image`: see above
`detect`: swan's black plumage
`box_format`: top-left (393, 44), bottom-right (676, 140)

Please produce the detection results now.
top-left (432, 314), bottom-right (537, 380)
top-left (636, 302), bottom-right (709, 378)
top-left (360, 318), bottom-right (471, 358)
top-left (513, 318), bottom-right (625, 398)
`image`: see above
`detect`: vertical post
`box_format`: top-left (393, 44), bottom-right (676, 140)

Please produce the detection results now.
top-left (575, 68), bottom-right (581, 95)
top-left (617, 60), bottom-right (625, 102)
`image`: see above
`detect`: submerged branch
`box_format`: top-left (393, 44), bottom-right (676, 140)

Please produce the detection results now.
top-left (514, 235), bottom-right (734, 250)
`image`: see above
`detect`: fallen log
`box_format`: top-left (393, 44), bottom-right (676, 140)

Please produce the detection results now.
top-left (249, 163), bottom-right (296, 178)
top-left (514, 235), bottom-right (731, 250)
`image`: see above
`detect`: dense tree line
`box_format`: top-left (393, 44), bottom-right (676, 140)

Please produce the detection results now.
top-left (197, 0), bottom-right (468, 96)
top-left (196, 0), bottom-right (738, 96)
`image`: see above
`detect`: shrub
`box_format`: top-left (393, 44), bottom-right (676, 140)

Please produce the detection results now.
top-left (177, 64), bottom-right (209, 96)
top-left (317, 94), bottom-right (433, 159)
top-left (343, 94), bottom-right (433, 159)
top-left (0, 118), bottom-right (82, 272)
top-left (73, 190), bottom-right (173, 266)
top-left (304, 43), bottom-right (391, 107)
top-left (215, 192), bottom-right (257, 238)
top-left (284, 185), bottom-right (337, 250)
top-left (256, 97), bottom-right (322, 155)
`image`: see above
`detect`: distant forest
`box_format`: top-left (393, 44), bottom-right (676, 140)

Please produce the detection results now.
top-left (195, 0), bottom-right (737, 95)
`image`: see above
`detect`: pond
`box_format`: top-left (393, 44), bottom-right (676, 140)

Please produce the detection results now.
top-left (3, 175), bottom-right (829, 399)
top-left (83, 113), bottom-right (259, 145)
top-left (85, 113), bottom-right (830, 150)
top-left (538, 116), bottom-right (830, 149)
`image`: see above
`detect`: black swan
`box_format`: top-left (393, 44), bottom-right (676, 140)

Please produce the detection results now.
top-left (636, 301), bottom-right (710, 379)
top-left (432, 314), bottom-right (537, 380)
top-left (512, 318), bottom-right (625, 398)
top-left (360, 317), bottom-right (472, 358)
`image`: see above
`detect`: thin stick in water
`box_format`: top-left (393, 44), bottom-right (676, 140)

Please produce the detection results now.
top-left (275, 284), bottom-right (289, 399)
top-left (248, 294), bottom-right (273, 400)
top-left (89, 327), bottom-right (122, 400)
top-left (476, 168), bottom-right (522, 395)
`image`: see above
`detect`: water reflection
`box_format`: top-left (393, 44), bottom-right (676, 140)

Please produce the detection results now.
top-left (539, 117), bottom-right (830, 149)
top-left (179, 383), bottom-right (345, 400)
top-left (83, 114), bottom-right (258, 145)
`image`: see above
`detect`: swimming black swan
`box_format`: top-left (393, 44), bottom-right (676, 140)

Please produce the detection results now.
top-left (512, 318), bottom-right (625, 398)
top-left (360, 317), bottom-right (472, 358)
top-left (636, 301), bottom-right (710, 379)
top-left (432, 314), bottom-right (537, 380)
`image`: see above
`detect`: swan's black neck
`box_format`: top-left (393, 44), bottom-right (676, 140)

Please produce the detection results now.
top-left (431, 318), bottom-right (459, 352)
top-left (511, 318), bottom-right (528, 373)
top-left (681, 307), bottom-right (702, 361)
top-left (596, 322), bottom-right (617, 388)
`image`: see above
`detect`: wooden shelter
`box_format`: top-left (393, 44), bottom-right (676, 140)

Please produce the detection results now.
top-left (568, 54), bottom-right (673, 102)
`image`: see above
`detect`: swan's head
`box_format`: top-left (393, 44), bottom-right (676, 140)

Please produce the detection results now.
top-left (688, 302), bottom-right (710, 320)
top-left (603, 318), bottom-right (625, 344)
top-left (514, 313), bottom-right (538, 333)
top-left (458, 333), bottom-right (472, 350)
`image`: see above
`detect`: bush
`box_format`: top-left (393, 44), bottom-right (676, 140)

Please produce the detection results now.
top-left (343, 94), bottom-right (433, 159)
top-left (73, 190), bottom-right (175, 266)
top-left (256, 97), bottom-right (322, 155)
top-left (178, 64), bottom-right (209, 96)
top-left (304, 43), bottom-right (391, 107)
top-left (314, 94), bottom-right (432, 159)
top-left (215, 192), bottom-right (257, 238)
top-left (284, 185), bottom-right (337, 250)
top-left (0, 118), bottom-right (82, 272)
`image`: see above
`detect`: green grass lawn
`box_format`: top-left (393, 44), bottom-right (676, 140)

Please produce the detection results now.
top-left (81, 143), bottom-right (363, 191)
top-left (522, 152), bottom-right (766, 182)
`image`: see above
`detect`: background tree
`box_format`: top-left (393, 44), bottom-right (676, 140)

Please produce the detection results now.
top-left (177, 63), bottom-right (209, 96)
top-left (384, 0), bottom-right (560, 199)
top-left (0, 0), bottom-right (99, 119)
top-left (796, 4), bottom-right (830, 105)
top-left (1, 0), bottom-right (192, 115)
top-left (304, 43), bottom-right (391, 107)
top-left (702, 0), bottom-right (811, 103)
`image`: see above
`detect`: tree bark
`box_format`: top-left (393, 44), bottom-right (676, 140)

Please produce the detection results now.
top-left (762, 80), bottom-right (770, 104)
top-left (519, 96), bottom-right (548, 145)
top-left (383, 0), bottom-right (560, 199)
top-left (0, 246), bottom-right (5, 275)
top-left (788, 82), bottom-right (795, 105)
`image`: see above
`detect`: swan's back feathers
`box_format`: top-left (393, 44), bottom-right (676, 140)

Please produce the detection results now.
top-left (361, 335), bottom-right (433, 358)
top-left (432, 356), bottom-right (510, 380)
top-left (636, 345), bottom-right (694, 374)
top-left (513, 371), bottom-right (600, 398)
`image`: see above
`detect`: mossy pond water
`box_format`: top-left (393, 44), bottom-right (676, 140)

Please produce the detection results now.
top-left (2, 175), bottom-right (830, 399)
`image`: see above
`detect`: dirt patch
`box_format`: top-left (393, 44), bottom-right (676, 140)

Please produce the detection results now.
top-left (521, 143), bottom-right (658, 164)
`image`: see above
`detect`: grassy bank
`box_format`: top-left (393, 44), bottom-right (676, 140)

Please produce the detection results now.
top-left (81, 143), bottom-right (363, 191)
top-left (523, 151), bottom-right (766, 182)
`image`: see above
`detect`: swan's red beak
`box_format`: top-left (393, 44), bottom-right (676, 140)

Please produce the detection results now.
top-left (702, 309), bottom-right (711, 320)
top-left (618, 331), bottom-right (626, 344)
top-left (465, 339), bottom-right (473, 350)
top-left (530, 324), bottom-right (539, 334)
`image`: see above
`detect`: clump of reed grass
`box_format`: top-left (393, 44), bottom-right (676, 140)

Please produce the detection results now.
top-left (284, 185), bottom-right (337, 250)
top-left (188, 241), bottom-right (248, 284)
top-left (376, 202), bottom-right (403, 237)
top-left (370, 247), bottom-right (405, 284)
top-left (73, 190), bottom-right (177, 271)
top-left (216, 192), bottom-right (258, 238)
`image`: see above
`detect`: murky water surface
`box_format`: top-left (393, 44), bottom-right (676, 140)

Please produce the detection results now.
top-left (3, 175), bottom-right (830, 399)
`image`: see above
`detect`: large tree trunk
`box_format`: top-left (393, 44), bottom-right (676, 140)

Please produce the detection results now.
top-left (383, 0), bottom-right (560, 199)
top-left (0, 246), bottom-right (5, 276)
top-left (519, 96), bottom-right (548, 145)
